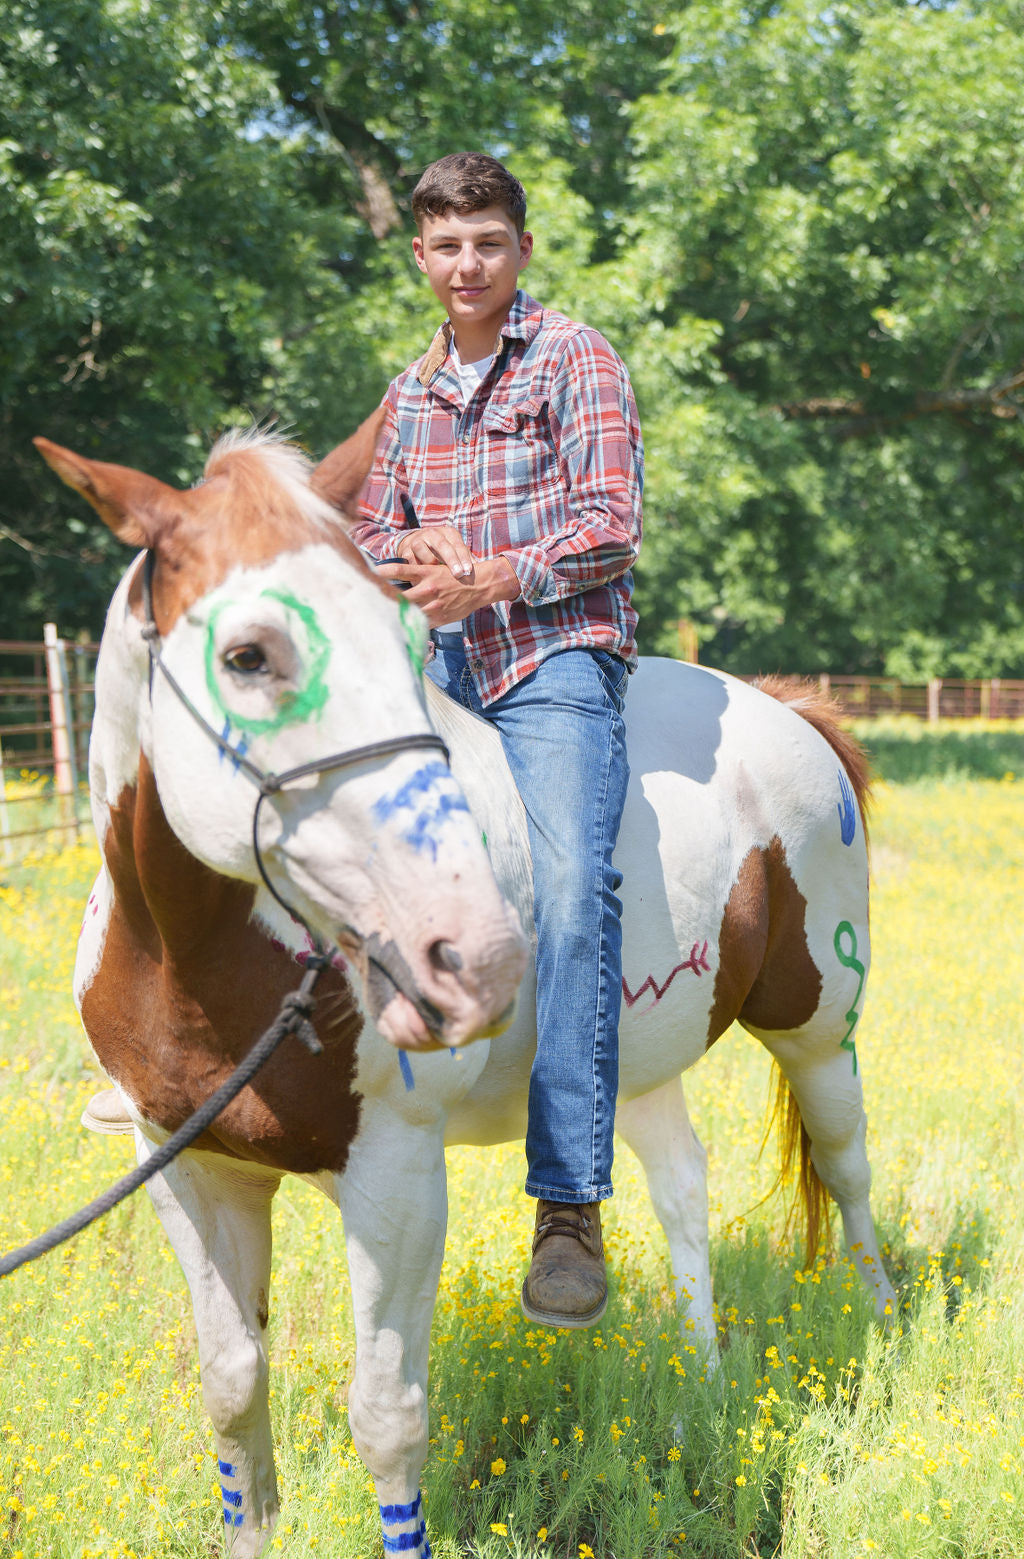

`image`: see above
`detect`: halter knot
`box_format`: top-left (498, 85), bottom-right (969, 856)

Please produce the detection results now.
top-left (280, 989), bottom-right (323, 1055)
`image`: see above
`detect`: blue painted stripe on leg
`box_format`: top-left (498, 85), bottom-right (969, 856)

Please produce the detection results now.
top-left (398, 1051), bottom-right (414, 1091)
top-left (224, 1508), bottom-right (244, 1526)
top-left (382, 1523), bottom-right (427, 1552)
top-left (222, 1486), bottom-right (242, 1507)
top-left (380, 1491), bottom-right (421, 1524)
top-left (218, 1459), bottom-right (237, 1477)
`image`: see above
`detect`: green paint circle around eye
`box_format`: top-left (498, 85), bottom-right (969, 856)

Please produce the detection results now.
top-left (204, 589), bottom-right (332, 736)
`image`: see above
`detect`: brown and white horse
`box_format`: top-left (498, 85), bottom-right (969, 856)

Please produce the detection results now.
top-left (37, 423), bottom-right (895, 1559)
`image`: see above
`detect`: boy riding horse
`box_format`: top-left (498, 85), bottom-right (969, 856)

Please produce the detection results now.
top-left (352, 151), bottom-right (644, 1328)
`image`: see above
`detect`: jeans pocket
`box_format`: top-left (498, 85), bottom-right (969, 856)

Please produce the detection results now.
top-left (590, 650), bottom-right (628, 714)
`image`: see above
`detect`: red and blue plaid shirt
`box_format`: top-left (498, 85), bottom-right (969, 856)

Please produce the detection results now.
top-left (352, 290), bottom-right (643, 705)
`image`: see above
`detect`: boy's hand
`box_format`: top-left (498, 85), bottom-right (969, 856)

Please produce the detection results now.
top-left (394, 523), bottom-right (475, 577)
top-left (377, 546), bottom-right (520, 628)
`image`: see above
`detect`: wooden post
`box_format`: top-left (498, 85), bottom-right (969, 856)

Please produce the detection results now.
top-left (927, 677), bottom-right (941, 723)
top-left (0, 734), bottom-right (13, 866)
top-left (44, 623), bottom-right (80, 844)
top-left (676, 618), bottom-right (699, 664)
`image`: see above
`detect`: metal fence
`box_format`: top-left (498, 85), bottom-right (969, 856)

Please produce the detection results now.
top-left (0, 631), bottom-right (98, 863)
top-left (0, 636), bottom-right (1021, 864)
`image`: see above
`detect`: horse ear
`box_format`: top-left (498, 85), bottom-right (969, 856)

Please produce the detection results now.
top-left (33, 437), bottom-right (180, 548)
top-left (311, 405), bottom-right (388, 515)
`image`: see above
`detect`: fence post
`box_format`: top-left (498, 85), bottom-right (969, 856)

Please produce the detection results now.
top-left (0, 734), bottom-right (12, 865)
top-left (927, 677), bottom-right (941, 723)
top-left (44, 623), bottom-right (80, 845)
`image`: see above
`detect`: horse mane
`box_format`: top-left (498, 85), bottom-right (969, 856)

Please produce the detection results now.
top-left (752, 673), bottom-right (872, 838)
top-left (204, 427), bottom-right (346, 535)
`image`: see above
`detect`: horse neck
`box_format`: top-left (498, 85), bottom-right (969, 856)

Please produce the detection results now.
top-left (104, 754), bottom-right (257, 975)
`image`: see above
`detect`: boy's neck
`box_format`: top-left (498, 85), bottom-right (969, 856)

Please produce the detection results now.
top-left (450, 319), bottom-right (500, 365)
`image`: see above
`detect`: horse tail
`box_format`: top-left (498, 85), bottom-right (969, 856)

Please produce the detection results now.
top-left (764, 1064), bottom-right (833, 1264)
top-left (753, 674), bottom-right (872, 839)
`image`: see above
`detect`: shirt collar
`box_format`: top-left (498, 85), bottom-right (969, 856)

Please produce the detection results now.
top-left (416, 291), bottom-right (544, 387)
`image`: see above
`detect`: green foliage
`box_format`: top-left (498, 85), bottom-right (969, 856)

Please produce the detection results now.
top-left (2, 1), bottom-right (1022, 678)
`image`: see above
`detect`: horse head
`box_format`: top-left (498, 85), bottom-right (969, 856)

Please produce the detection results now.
top-left (35, 417), bottom-right (527, 1051)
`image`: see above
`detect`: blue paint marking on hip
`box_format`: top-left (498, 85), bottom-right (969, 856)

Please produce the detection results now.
top-left (382, 1523), bottom-right (428, 1553)
top-left (372, 762), bottom-right (470, 859)
top-left (222, 1487), bottom-right (243, 1507)
top-left (218, 1459), bottom-right (237, 1478)
top-left (837, 769), bottom-right (857, 845)
top-left (398, 1051), bottom-right (415, 1091)
top-left (381, 1492), bottom-right (422, 1524)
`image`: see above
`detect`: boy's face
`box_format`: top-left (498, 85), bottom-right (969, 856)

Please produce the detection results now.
top-left (412, 206), bottom-right (533, 347)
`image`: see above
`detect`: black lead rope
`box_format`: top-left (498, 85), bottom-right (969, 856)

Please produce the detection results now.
top-left (0, 957), bottom-right (326, 1280)
top-left (0, 552), bottom-right (451, 1279)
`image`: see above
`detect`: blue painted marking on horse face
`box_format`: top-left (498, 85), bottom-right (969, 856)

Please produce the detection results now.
top-left (218, 1458), bottom-right (237, 1478)
top-left (372, 762), bottom-right (470, 860)
top-left (837, 769), bottom-right (857, 845)
top-left (224, 1508), bottom-right (244, 1526)
top-left (222, 1487), bottom-right (243, 1507)
top-left (398, 1051), bottom-right (415, 1091)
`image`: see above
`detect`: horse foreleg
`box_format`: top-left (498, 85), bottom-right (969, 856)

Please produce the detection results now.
top-left (140, 1136), bottom-right (281, 1557)
top-left (335, 1111), bottom-right (447, 1559)
top-left (616, 1078), bottom-right (718, 1356)
top-left (755, 1035), bottom-right (897, 1323)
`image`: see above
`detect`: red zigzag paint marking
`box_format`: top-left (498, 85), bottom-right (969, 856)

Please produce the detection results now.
top-left (621, 940), bottom-right (711, 1009)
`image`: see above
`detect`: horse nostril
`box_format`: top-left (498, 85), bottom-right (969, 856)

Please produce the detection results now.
top-left (429, 940), bottom-right (463, 975)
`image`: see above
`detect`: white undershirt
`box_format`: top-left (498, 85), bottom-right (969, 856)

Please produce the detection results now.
top-left (436, 345), bottom-right (494, 633)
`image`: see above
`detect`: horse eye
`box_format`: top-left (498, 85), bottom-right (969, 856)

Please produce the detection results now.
top-left (224, 644), bottom-right (267, 675)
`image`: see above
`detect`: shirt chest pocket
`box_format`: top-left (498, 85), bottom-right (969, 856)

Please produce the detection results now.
top-left (480, 395), bottom-right (555, 494)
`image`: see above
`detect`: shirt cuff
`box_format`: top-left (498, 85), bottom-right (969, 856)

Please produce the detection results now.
top-left (500, 544), bottom-right (559, 607)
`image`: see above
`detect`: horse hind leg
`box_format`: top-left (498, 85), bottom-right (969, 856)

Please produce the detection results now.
top-left (139, 1136), bottom-right (281, 1558)
top-left (616, 1077), bottom-right (718, 1358)
top-left (749, 1026), bottom-right (897, 1323)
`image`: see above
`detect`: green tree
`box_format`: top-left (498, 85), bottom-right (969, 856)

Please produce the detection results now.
top-left (618, 0), bottom-right (1024, 674)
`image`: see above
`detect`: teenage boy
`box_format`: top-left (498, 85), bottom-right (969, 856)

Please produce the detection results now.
top-left (351, 151), bottom-right (643, 1328)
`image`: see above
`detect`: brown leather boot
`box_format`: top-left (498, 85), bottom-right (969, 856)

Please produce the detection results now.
top-left (81, 1088), bottom-right (134, 1135)
top-left (520, 1200), bottom-right (607, 1328)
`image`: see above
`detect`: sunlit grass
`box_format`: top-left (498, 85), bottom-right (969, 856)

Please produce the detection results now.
top-left (1, 770), bottom-right (1022, 1557)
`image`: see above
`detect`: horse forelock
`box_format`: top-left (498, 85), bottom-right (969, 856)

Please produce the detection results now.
top-left (203, 429), bottom-right (344, 537)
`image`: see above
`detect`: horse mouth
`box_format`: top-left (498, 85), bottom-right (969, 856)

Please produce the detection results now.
top-left (363, 934), bottom-right (447, 1045)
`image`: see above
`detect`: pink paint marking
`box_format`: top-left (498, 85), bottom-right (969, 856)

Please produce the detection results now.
top-left (621, 941), bottom-right (711, 1010)
top-left (269, 933), bottom-right (348, 973)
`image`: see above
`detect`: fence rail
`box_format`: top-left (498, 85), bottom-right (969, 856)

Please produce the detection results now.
top-left (812, 674), bottom-right (1024, 720)
top-left (0, 631), bottom-right (97, 864)
top-left (0, 635), bottom-right (1021, 864)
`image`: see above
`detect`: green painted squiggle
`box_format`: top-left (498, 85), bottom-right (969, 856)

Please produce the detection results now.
top-left (204, 589), bottom-right (332, 736)
top-left (834, 920), bottom-right (864, 1075)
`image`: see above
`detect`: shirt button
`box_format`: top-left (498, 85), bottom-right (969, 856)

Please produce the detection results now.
top-left (471, 659), bottom-right (484, 672)
top-left (461, 432), bottom-right (472, 443)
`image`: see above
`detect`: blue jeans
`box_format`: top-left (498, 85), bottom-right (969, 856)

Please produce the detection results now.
top-left (427, 635), bottom-right (629, 1203)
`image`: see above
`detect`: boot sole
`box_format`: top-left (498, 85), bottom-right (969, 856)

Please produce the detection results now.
top-left (81, 1104), bottom-right (135, 1136)
top-left (519, 1280), bottom-right (608, 1329)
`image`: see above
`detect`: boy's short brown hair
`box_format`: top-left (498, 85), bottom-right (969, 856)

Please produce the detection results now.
top-left (411, 152), bottom-right (527, 237)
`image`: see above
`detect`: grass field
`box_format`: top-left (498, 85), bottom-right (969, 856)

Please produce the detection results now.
top-left (1, 729), bottom-right (1022, 1558)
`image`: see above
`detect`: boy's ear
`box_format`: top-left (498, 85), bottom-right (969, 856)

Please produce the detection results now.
top-left (311, 406), bottom-right (388, 514)
top-left (33, 437), bottom-right (179, 548)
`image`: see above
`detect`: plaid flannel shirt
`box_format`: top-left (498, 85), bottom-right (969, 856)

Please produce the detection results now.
top-left (352, 291), bottom-right (643, 706)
